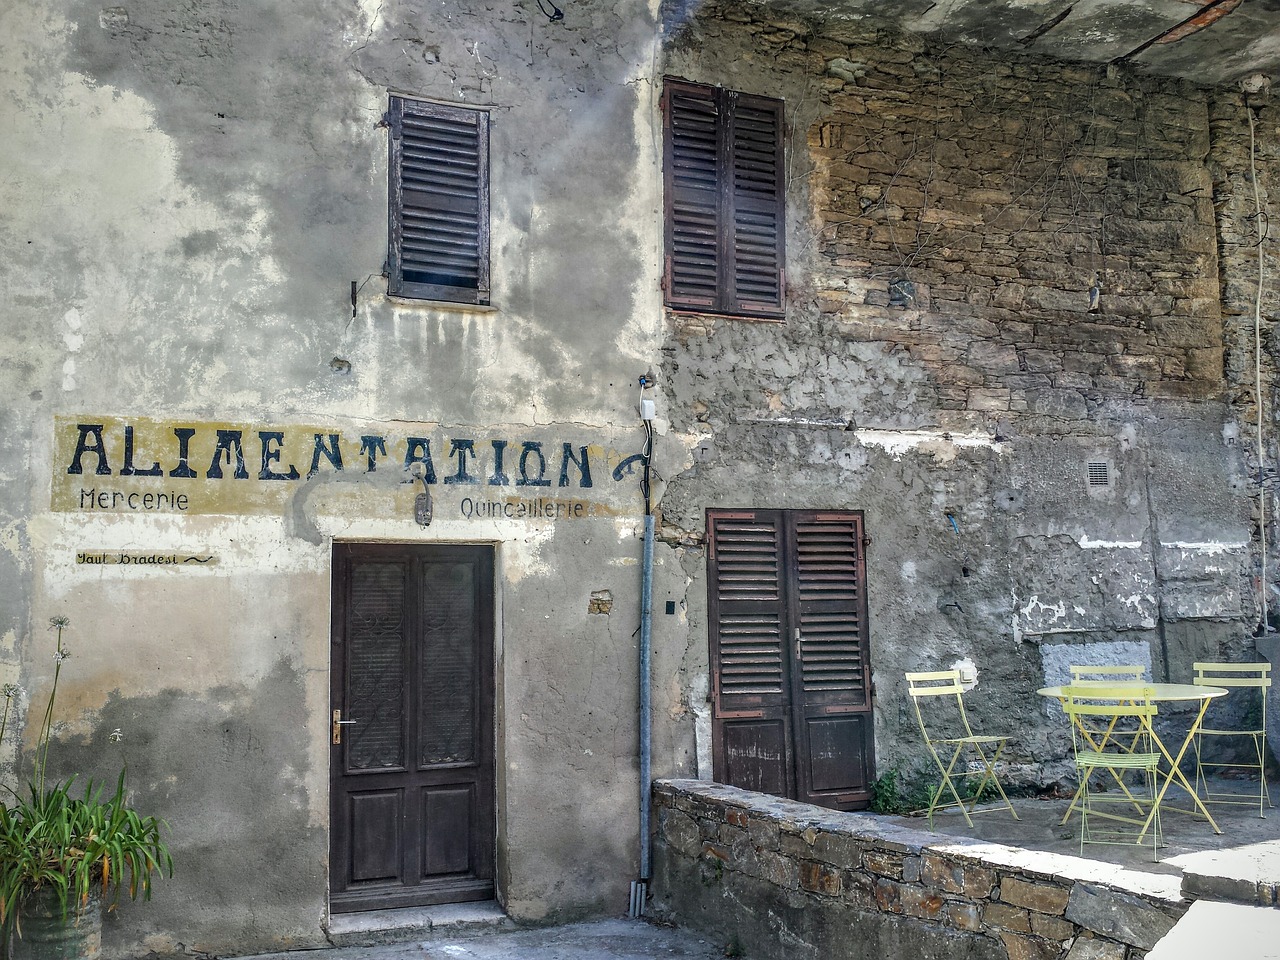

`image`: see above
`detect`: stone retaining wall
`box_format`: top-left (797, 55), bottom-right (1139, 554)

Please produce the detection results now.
top-left (652, 779), bottom-right (1187, 960)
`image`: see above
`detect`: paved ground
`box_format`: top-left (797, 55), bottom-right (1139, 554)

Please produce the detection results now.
top-left (883, 776), bottom-right (1278, 875)
top-left (244, 918), bottom-right (728, 960)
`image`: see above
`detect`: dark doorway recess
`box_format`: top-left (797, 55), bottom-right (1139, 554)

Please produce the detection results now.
top-left (330, 543), bottom-right (495, 912)
top-left (707, 509), bottom-right (874, 810)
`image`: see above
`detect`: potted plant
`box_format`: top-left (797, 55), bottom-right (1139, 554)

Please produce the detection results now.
top-left (0, 617), bottom-right (172, 960)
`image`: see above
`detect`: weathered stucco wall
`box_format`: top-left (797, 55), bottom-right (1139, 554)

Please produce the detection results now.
top-left (1, 0), bottom-right (673, 954)
top-left (1, 0), bottom-right (1278, 957)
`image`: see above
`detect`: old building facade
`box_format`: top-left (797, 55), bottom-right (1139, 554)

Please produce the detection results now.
top-left (1, 0), bottom-right (1277, 956)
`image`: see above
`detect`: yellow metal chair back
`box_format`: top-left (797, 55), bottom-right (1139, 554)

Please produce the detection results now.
top-left (1069, 665), bottom-right (1146, 683)
top-left (1062, 685), bottom-right (1161, 859)
top-left (905, 670), bottom-right (1019, 828)
top-left (1191, 662), bottom-right (1272, 817)
top-left (1067, 665), bottom-right (1147, 753)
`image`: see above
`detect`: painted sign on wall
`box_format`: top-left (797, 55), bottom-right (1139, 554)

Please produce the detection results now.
top-left (52, 416), bottom-right (645, 517)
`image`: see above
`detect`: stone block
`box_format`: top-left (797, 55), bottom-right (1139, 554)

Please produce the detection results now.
top-left (661, 809), bottom-right (702, 858)
top-left (1063, 936), bottom-right (1126, 960)
top-left (1063, 883), bottom-right (1179, 950)
top-left (865, 849), bottom-right (907, 879)
top-left (921, 853), bottom-right (965, 893)
top-left (983, 901), bottom-right (1032, 933)
top-left (748, 817), bottom-right (780, 851)
top-left (758, 850), bottom-right (800, 889)
top-left (780, 832), bottom-right (812, 859)
top-left (944, 900), bottom-right (982, 932)
top-left (968, 388), bottom-right (1012, 411)
top-left (799, 861), bottom-right (844, 896)
top-left (1000, 878), bottom-right (1070, 915)
top-left (1029, 912), bottom-right (1075, 940)
top-left (811, 831), bottom-right (861, 869)
top-left (998, 931), bottom-right (1062, 960)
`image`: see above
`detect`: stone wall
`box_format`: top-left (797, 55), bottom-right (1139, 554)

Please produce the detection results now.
top-left (652, 779), bottom-right (1188, 960)
top-left (655, 1), bottom-right (1270, 785)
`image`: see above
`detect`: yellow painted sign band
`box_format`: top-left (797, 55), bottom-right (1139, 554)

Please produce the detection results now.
top-left (52, 416), bottom-right (641, 518)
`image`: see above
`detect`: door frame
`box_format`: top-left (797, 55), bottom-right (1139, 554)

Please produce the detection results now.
top-left (328, 541), bottom-right (497, 913)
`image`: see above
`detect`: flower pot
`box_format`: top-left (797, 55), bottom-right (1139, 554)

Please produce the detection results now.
top-left (9, 889), bottom-right (101, 960)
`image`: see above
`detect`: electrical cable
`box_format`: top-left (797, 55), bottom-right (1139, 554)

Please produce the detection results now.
top-left (536, 0), bottom-right (564, 22)
top-left (639, 377), bottom-right (653, 516)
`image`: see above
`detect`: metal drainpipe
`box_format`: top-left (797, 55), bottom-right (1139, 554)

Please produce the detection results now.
top-left (630, 377), bottom-right (655, 917)
top-left (639, 512), bottom-right (654, 880)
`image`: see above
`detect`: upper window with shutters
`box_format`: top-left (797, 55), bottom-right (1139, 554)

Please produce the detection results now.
top-left (662, 79), bottom-right (786, 321)
top-left (387, 96), bottom-right (490, 305)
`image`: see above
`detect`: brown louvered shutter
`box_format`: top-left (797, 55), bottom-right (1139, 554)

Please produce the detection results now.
top-left (708, 509), bottom-right (874, 811)
top-left (664, 83), bottom-right (721, 311)
top-left (707, 511), bottom-right (794, 798)
top-left (663, 80), bottom-right (785, 319)
top-left (728, 93), bottom-right (785, 317)
top-left (388, 97), bottom-right (490, 304)
top-left (791, 512), bottom-right (873, 809)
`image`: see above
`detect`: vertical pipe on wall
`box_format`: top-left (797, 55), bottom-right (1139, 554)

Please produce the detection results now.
top-left (631, 375), bottom-right (656, 916)
top-left (639, 511), bottom-right (654, 881)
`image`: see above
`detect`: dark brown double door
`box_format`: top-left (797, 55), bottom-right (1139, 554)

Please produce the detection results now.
top-left (708, 510), bottom-right (875, 810)
top-left (330, 543), bottom-right (495, 913)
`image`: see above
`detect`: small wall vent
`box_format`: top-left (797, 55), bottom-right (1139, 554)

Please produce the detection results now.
top-left (1086, 460), bottom-right (1111, 487)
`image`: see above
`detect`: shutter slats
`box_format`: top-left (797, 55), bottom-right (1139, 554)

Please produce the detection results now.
top-left (666, 84), bottom-right (722, 308)
top-left (389, 97), bottom-right (489, 303)
top-left (795, 517), bottom-right (866, 695)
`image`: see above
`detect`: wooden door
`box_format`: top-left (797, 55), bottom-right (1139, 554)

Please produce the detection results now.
top-left (707, 510), bottom-right (874, 810)
top-left (330, 543), bottom-right (495, 913)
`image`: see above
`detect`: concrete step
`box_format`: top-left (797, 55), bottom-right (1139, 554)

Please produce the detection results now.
top-left (325, 902), bottom-right (515, 948)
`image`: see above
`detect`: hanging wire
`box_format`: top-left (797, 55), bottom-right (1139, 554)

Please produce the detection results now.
top-left (537, 0), bottom-right (564, 22)
top-left (638, 378), bottom-right (653, 516)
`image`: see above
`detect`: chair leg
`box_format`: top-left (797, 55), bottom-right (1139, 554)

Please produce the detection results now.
top-left (1253, 733), bottom-right (1273, 818)
top-left (970, 742), bottom-right (1020, 821)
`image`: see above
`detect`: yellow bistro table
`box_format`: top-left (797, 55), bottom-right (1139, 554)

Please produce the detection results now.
top-left (1037, 683), bottom-right (1229, 839)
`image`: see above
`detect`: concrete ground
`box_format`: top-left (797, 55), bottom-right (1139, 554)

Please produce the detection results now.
top-left (243, 916), bottom-right (729, 960)
top-left (883, 775), bottom-right (1278, 876)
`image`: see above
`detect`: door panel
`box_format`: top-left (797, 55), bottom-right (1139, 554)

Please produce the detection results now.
top-left (708, 510), bottom-right (874, 811)
top-left (331, 543), bottom-right (495, 912)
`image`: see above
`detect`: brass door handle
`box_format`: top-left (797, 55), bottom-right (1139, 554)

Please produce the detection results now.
top-left (331, 709), bottom-right (357, 744)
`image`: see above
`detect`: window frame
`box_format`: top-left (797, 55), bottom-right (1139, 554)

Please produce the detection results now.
top-left (662, 78), bottom-right (787, 321)
top-left (387, 95), bottom-right (491, 305)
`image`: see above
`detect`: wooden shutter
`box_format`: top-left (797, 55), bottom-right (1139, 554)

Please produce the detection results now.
top-left (791, 512), bottom-right (873, 808)
top-left (663, 80), bottom-right (785, 319)
top-left (388, 97), bottom-right (490, 304)
top-left (707, 509), bottom-right (874, 811)
top-left (728, 93), bottom-right (785, 317)
top-left (707, 511), bottom-right (793, 798)
top-left (664, 83), bottom-right (722, 311)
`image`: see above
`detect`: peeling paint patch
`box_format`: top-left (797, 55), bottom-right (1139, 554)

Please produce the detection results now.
top-left (853, 428), bottom-right (1003, 460)
top-left (1164, 541), bottom-right (1248, 554)
top-left (1077, 535), bottom-right (1143, 549)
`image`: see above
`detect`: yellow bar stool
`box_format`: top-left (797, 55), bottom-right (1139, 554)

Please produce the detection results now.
top-left (1191, 662), bottom-right (1273, 818)
top-left (905, 670), bottom-right (1019, 828)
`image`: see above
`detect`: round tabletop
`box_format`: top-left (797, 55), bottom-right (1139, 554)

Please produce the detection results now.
top-left (1037, 683), bottom-right (1228, 702)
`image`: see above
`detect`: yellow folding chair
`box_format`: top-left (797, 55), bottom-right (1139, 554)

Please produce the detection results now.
top-left (1192, 662), bottom-right (1273, 818)
top-left (1069, 664), bottom-right (1146, 684)
top-left (905, 670), bottom-right (1019, 827)
top-left (1063, 685), bottom-right (1162, 860)
top-left (1067, 665), bottom-right (1148, 756)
